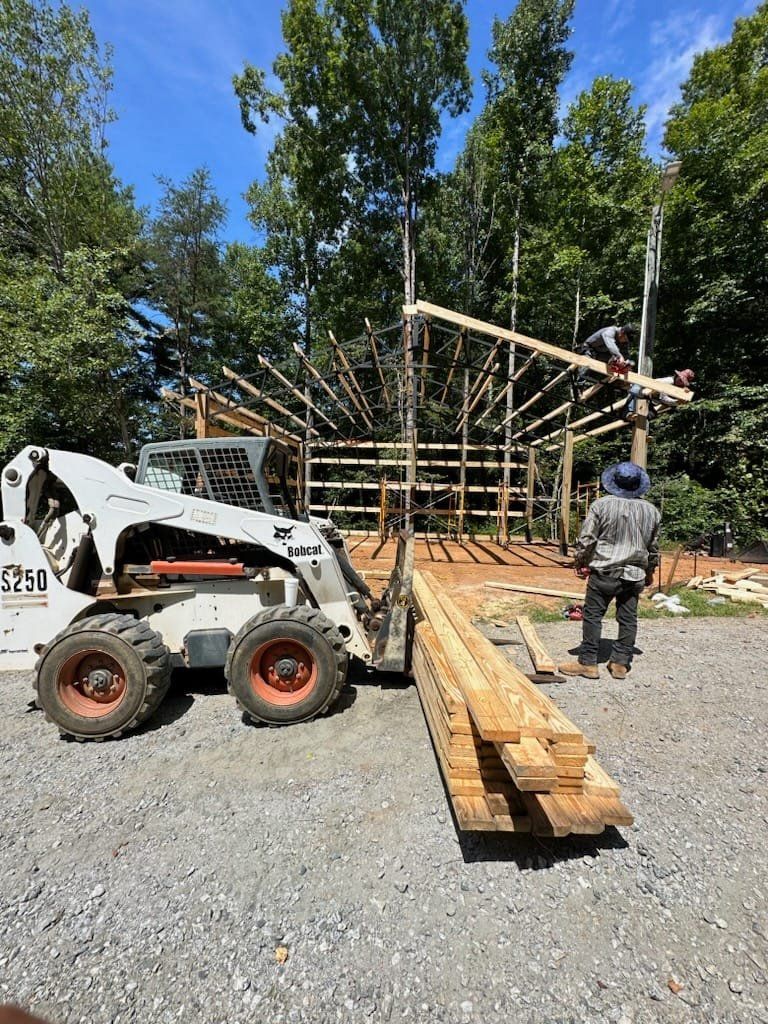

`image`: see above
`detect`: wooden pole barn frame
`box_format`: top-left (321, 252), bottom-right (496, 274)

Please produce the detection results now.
top-left (162, 302), bottom-right (691, 550)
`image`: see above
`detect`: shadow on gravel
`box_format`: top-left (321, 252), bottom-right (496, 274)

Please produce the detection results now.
top-left (353, 666), bottom-right (413, 691)
top-left (569, 640), bottom-right (643, 663)
top-left (456, 823), bottom-right (629, 867)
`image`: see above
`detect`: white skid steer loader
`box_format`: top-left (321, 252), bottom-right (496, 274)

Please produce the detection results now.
top-left (0, 438), bottom-right (414, 740)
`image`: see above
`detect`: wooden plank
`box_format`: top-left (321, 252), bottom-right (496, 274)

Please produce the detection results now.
top-left (582, 756), bottom-right (621, 798)
top-left (257, 354), bottom-right (344, 435)
top-left (364, 318), bottom-right (392, 408)
top-left (716, 587), bottom-right (768, 605)
top-left (220, 366), bottom-right (320, 436)
top-left (453, 795), bottom-right (498, 830)
top-left (522, 793), bottom-right (605, 836)
top-left (495, 736), bottom-right (556, 779)
top-left (412, 301), bottom-right (693, 402)
top-left (723, 568), bottom-right (760, 584)
top-left (525, 448), bottom-right (536, 539)
top-left (515, 615), bottom-right (557, 674)
top-left (559, 429), bottom-right (574, 555)
top-left (307, 440), bottom-right (514, 451)
top-left (413, 584), bottom-right (522, 742)
top-left (475, 353), bottom-right (538, 427)
top-left (485, 581), bottom-right (586, 601)
top-left (422, 571), bottom-right (585, 743)
top-left (308, 458), bottom-right (525, 468)
top-left (662, 544), bottom-right (683, 593)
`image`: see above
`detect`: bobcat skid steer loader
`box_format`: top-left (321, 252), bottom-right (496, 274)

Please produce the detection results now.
top-left (0, 438), bottom-right (413, 740)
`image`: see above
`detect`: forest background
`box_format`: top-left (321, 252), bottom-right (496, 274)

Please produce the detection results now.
top-left (1, 0), bottom-right (766, 542)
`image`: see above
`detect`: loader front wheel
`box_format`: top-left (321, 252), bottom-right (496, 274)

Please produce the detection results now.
top-left (35, 614), bottom-right (172, 740)
top-left (226, 605), bottom-right (348, 725)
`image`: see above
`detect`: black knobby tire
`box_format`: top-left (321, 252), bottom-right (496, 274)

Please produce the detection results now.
top-left (34, 613), bottom-right (172, 740)
top-left (225, 604), bottom-right (348, 726)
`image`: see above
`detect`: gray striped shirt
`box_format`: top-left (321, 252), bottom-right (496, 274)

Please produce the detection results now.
top-left (574, 494), bottom-right (660, 582)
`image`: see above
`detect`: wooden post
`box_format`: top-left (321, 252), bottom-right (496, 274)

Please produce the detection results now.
top-left (525, 447), bottom-right (536, 542)
top-left (559, 429), bottom-right (574, 556)
top-left (195, 392), bottom-right (210, 439)
top-left (403, 313), bottom-right (417, 530)
top-left (630, 400), bottom-right (649, 467)
top-left (662, 543), bottom-right (683, 593)
top-left (458, 366), bottom-right (469, 543)
top-left (496, 481), bottom-right (508, 546)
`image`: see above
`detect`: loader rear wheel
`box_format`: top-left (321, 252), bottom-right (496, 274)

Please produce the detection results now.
top-left (226, 605), bottom-right (348, 725)
top-left (34, 614), bottom-right (172, 740)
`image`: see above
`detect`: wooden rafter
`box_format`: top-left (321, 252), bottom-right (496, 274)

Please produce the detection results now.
top-left (161, 387), bottom-right (301, 446)
top-left (494, 365), bottom-right (577, 439)
top-left (412, 301), bottom-right (694, 403)
top-left (186, 376), bottom-right (304, 443)
top-left (474, 353), bottom-right (538, 427)
top-left (328, 329), bottom-right (375, 424)
top-left (220, 366), bottom-right (320, 437)
top-left (291, 343), bottom-right (358, 427)
top-left (257, 354), bottom-right (344, 436)
top-left (438, 330), bottom-right (465, 403)
top-left (365, 318), bottom-right (391, 408)
top-left (454, 363), bottom-right (499, 432)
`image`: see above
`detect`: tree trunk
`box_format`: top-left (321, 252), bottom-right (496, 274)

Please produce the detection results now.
top-left (402, 177), bottom-right (416, 306)
top-left (302, 259), bottom-right (313, 513)
top-left (572, 271), bottom-right (581, 348)
top-left (503, 191), bottom-right (521, 505)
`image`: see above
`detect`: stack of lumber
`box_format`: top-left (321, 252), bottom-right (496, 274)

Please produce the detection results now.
top-left (687, 567), bottom-right (768, 608)
top-left (412, 570), bottom-right (633, 836)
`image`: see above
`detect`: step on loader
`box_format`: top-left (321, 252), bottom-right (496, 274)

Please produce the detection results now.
top-left (0, 437), bottom-right (414, 740)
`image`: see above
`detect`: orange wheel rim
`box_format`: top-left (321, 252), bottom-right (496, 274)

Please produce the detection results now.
top-left (250, 638), bottom-right (317, 707)
top-left (57, 650), bottom-right (127, 718)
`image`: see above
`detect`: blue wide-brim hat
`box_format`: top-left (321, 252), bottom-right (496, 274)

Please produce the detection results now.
top-left (601, 461), bottom-right (651, 499)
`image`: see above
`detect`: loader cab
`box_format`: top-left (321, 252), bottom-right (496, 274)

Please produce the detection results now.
top-left (135, 437), bottom-right (303, 520)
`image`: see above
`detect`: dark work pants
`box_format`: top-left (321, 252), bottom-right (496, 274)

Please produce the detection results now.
top-left (580, 572), bottom-right (644, 666)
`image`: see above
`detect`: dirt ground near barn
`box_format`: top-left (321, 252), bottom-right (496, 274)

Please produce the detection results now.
top-left (2, 611), bottom-right (768, 1024)
top-left (350, 536), bottom-right (755, 618)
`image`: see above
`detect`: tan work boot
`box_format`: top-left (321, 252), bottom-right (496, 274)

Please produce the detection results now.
top-left (607, 662), bottom-right (628, 679)
top-left (558, 661), bottom-right (599, 679)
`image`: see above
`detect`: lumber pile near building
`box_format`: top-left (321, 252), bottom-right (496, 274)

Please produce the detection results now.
top-left (687, 568), bottom-right (768, 608)
top-left (412, 570), bottom-right (633, 836)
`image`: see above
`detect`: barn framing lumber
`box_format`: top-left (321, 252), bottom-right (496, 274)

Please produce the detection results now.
top-left (161, 300), bottom-right (688, 545)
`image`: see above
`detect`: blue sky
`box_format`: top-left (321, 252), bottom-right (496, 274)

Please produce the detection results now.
top-left (88, 0), bottom-right (758, 242)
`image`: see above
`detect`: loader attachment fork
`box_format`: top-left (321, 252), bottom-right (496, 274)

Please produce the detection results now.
top-left (372, 531), bottom-right (415, 674)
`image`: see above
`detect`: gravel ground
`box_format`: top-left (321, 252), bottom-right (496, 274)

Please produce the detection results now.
top-left (1, 616), bottom-right (767, 1024)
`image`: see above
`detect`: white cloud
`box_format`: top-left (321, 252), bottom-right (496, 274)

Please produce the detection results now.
top-left (604, 0), bottom-right (635, 38)
top-left (639, 9), bottom-right (727, 148)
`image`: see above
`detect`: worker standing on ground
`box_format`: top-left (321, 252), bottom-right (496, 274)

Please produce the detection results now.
top-left (559, 462), bottom-right (660, 680)
top-left (576, 324), bottom-right (635, 386)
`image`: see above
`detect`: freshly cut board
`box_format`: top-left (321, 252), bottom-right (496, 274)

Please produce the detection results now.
top-left (515, 615), bottom-right (557, 674)
top-left (412, 570), bottom-right (633, 837)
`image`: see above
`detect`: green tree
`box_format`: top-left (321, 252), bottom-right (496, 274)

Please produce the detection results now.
top-left (650, 1), bottom-right (768, 539)
top-left (0, 248), bottom-right (146, 461)
top-left (148, 168), bottom-right (227, 402)
top-left (481, 0), bottom-right (574, 332)
top-left (327, 0), bottom-right (471, 306)
top-left (420, 125), bottom-right (498, 318)
top-left (212, 241), bottom-right (299, 371)
top-left (525, 76), bottom-right (656, 346)
top-left (661, 1), bottom-right (768, 382)
top-left (0, 0), bottom-right (149, 463)
top-left (0, 0), bottom-right (138, 270)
